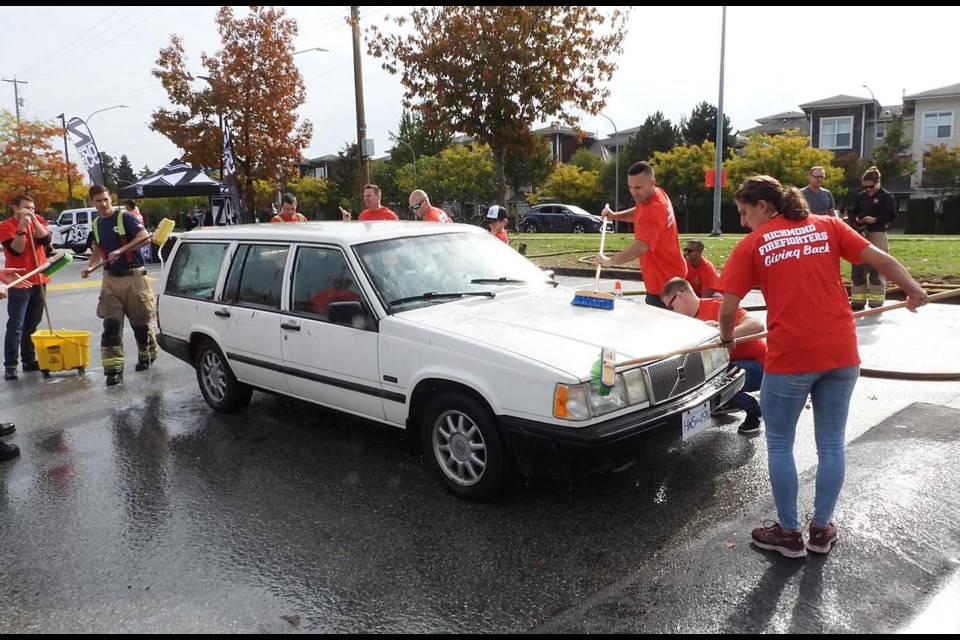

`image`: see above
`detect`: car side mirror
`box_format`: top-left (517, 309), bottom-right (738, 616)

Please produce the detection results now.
top-left (328, 300), bottom-right (364, 326)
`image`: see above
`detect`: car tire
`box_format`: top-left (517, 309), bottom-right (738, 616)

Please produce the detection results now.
top-left (520, 221), bottom-right (538, 233)
top-left (421, 391), bottom-right (506, 501)
top-left (572, 222), bottom-right (586, 234)
top-left (194, 338), bottom-right (252, 413)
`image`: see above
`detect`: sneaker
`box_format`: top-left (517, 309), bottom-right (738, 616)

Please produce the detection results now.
top-left (135, 358), bottom-right (152, 372)
top-left (738, 409), bottom-right (762, 434)
top-left (806, 521), bottom-right (838, 554)
top-left (0, 422), bottom-right (15, 437)
top-left (751, 521), bottom-right (806, 558)
top-left (712, 403), bottom-right (743, 416)
top-left (0, 441), bottom-right (20, 462)
top-left (22, 361), bottom-right (41, 372)
top-left (105, 371), bottom-right (124, 387)
top-left (4, 367), bottom-right (17, 381)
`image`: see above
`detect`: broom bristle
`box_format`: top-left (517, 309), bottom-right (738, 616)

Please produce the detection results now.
top-left (571, 290), bottom-right (616, 310)
top-left (43, 251), bottom-right (73, 278)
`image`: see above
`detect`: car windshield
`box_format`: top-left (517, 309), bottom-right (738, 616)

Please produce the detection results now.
top-left (565, 205), bottom-right (597, 217)
top-left (355, 231), bottom-right (553, 311)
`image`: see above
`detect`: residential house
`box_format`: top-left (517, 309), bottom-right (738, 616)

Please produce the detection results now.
top-left (738, 110), bottom-right (810, 137)
top-left (902, 83), bottom-right (960, 188)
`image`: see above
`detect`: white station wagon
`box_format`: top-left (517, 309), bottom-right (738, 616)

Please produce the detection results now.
top-left (156, 222), bottom-right (744, 500)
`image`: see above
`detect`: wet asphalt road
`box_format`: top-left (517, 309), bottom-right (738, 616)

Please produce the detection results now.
top-left (1, 261), bottom-right (959, 633)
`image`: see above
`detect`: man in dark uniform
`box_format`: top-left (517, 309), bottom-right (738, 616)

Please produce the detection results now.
top-left (80, 185), bottom-right (158, 386)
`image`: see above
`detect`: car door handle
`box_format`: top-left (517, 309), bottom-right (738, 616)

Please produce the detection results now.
top-left (280, 321), bottom-right (301, 331)
top-left (214, 309), bottom-right (231, 318)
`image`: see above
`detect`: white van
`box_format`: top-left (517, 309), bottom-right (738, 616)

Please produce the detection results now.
top-left (50, 207), bottom-right (97, 254)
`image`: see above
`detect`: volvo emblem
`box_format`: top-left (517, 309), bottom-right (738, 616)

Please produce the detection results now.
top-left (676, 365), bottom-right (687, 382)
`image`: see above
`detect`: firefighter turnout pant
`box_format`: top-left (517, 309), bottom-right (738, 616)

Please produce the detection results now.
top-left (850, 231), bottom-right (889, 308)
top-left (96, 269), bottom-right (158, 375)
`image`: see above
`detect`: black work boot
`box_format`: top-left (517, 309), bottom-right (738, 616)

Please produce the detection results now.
top-left (105, 371), bottom-right (124, 387)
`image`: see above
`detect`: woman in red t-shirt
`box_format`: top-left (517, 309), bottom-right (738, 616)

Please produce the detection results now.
top-left (717, 175), bottom-right (927, 559)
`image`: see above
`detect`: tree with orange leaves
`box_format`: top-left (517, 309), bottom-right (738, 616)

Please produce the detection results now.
top-left (0, 110), bottom-right (83, 212)
top-left (151, 6), bottom-right (312, 219)
top-left (366, 6), bottom-right (630, 203)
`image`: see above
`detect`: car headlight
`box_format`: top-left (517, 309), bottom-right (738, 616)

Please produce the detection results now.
top-left (700, 342), bottom-right (730, 378)
top-left (554, 378), bottom-right (630, 421)
top-left (621, 368), bottom-right (650, 405)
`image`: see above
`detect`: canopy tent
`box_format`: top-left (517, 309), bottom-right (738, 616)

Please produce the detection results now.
top-left (117, 158), bottom-right (222, 199)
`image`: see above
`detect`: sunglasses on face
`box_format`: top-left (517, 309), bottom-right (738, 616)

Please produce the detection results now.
top-left (409, 200), bottom-right (426, 211)
top-left (664, 291), bottom-right (680, 310)
top-left (863, 183), bottom-right (877, 190)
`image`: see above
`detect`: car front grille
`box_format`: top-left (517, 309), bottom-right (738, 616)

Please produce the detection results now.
top-left (642, 352), bottom-right (706, 404)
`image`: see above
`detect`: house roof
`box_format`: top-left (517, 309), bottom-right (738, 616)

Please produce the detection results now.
top-left (300, 154), bottom-right (338, 165)
top-left (799, 94), bottom-right (873, 109)
top-left (903, 82), bottom-right (960, 100)
top-left (755, 111), bottom-right (806, 123)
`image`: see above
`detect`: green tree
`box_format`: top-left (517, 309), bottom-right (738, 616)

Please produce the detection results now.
top-left (394, 144), bottom-right (496, 209)
top-left (116, 154), bottom-right (137, 189)
top-left (503, 137), bottom-right (553, 200)
top-left (287, 176), bottom-right (331, 220)
top-left (626, 111), bottom-right (679, 163)
top-left (539, 163), bottom-right (604, 209)
top-left (921, 144), bottom-right (960, 215)
top-left (868, 114), bottom-right (917, 189)
top-left (651, 141), bottom-right (716, 205)
top-left (679, 101), bottom-right (733, 157)
top-left (569, 148), bottom-right (604, 173)
top-left (367, 6), bottom-right (630, 202)
top-left (726, 130), bottom-right (841, 199)
top-left (388, 109), bottom-right (452, 164)
top-left (151, 6), bottom-right (312, 218)
top-left (138, 165), bottom-right (153, 179)
top-left (99, 151), bottom-right (118, 193)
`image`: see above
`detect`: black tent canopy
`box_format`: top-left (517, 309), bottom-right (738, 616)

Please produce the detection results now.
top-left (117, 158), bottom-right (222, 199)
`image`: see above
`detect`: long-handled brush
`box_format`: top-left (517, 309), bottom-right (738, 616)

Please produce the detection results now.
top-left (590, 288), bottom-right (960, 393)
top-left (85, 217), bottom-right (176, 275)
top-left (571, 207), bottom-right (616, 310)
top-left (5, 250), bottom-right (72, 289)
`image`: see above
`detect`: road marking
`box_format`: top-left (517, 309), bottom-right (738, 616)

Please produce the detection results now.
top-left (48, 281), bottom-right (102, 291)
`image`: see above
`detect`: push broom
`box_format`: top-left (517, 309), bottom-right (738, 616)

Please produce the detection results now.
top-left (4, 250), bottom-right (72, 289)
top-left (84, 217), bottom-right (176, 275)
top-left (571, 207), bottom-right (616, 310)
top-left (590, 288), bottom-right (960, 395)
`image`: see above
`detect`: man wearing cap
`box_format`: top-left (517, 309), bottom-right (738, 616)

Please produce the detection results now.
top-left (408, 190), bottom-right (452, 223)
top-left (486, 206), bottom-right (509, 244)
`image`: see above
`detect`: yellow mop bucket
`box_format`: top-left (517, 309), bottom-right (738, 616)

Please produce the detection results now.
top-left (31, 330), bottom-right (92, 377)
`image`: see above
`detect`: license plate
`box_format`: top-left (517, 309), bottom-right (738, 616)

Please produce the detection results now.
top-left (681, 401), bottom-right (713, 441)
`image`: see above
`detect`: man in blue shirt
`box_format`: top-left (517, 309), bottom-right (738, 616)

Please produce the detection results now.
top-left (80, 185), bottom-right (158, 386)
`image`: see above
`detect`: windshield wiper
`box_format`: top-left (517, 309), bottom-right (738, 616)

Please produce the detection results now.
top-left (388, 291), bottom-right (496, 306)
top-left (471, 276), bottom-right (558, 288)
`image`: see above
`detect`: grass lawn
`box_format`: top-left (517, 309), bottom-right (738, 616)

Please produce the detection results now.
top-left (516, 232), bottom-right (960, 285)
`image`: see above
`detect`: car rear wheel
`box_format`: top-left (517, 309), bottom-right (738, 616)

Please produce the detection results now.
top-left (194, 338), bottom-right (252, 413)
top-left (421, 391), bottom-right (506, 501)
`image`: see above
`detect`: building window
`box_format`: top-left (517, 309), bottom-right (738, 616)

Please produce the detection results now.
top-left (875, 122), bottom-right (886, 140)
top-left (819, 116), bottom-right (853, 149)
top-left (922, 111), bottom-right (953, 140)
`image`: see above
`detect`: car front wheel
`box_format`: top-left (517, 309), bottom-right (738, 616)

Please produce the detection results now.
top-left (421, 391), bottom-right (506, 501)
top-left (195, 338), bottom-right (252, 413)
top-left (520, 220), bottom-right (538, 233)
top-left (572, 222), bottom-right (587, 233)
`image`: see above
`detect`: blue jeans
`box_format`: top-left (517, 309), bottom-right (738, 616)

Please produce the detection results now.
top-left (4, 285), bottom-right (45, 368)
top-left (760, 365), bottom-right (860, 531)
top-left (727, 359), bottom-right (763, 412)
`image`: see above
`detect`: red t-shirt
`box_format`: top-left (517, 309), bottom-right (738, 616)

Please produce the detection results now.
top-left (491, 228), bottom-right (509, 244)
top-left (358, 207), bottom-right (399, 221)
top-left (695, 298), bottom-right (766, 363)
top-left (685, 257), bottom-right (719, 297)
top-left (718, 215), bottom-right (871, 374)
top-left (313, 288), bottom-right (361, 315)
top-left (0, 217), bottom-right (50, 285)
top-left (633, 188), bottom-right (687, 295)
top-left (422, 206), bottom-right (452, 223)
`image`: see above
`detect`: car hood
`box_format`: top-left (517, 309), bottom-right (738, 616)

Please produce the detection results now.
top-left (395, 286), bottom-right (718, 380)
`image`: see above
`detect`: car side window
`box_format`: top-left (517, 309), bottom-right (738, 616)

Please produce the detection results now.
top-left (166, 242), bottom-right (229, 300)
top-left (58, 212), bottom-right (73, 226)
top-left (290, 246), bottom-right (364, 322)
top-left (76, 211), bottom-right (89, 224)
top-left (222, 244), bottom-right (288, 310)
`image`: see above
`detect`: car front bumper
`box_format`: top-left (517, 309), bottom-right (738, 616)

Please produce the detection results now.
top-left (498, 367), bottom-right (745, 480)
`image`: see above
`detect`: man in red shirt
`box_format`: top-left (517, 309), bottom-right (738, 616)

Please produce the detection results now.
top-left (661, 277), bottom-right (766, 433)
top-left (341, 184), bottom-right (398, 221)
top-left (271, 193), bottom-right (307, 222)
top-left (408, 189), bottom-right (452, 223)
top-left (0, 195), bottom-right (52, 380)
top-left (589, 161), bottom-right (687, 308)
top-left (683, 239), bottom-right (720, 298)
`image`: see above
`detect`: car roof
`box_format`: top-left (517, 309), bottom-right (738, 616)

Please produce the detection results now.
top-left (181, 221), bottom-right (486, 244)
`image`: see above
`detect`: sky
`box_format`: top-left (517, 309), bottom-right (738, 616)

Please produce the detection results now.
top-left (2, 6), bottom-right (959, 176)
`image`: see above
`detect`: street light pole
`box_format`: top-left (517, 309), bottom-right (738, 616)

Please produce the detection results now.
top-left (292, 46), bottom-right (328, 55)
top-left (711, 6), bottom-right (727, 237)
top-left (57, 113), bottom-right (73, 206)
top-left (862, 84), bottom-right (879, 155)
top-left (85, 104), bottom-right (129, 124)
top-left (391, 136), bottom-right (416, 177)
top-left (597, 113), bottom-right (619, 212)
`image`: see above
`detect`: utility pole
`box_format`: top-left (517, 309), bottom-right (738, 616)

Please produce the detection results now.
top-left (57, 113), bottom-right (73, 206)
top-left (2, 77), bottom-right (28, 124)
top-left (711, 6), bottom-right (727, 237)
top-left (351, 6), bottom-right (370, 187)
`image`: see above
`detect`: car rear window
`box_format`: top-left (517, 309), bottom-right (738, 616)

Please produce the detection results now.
top-left (166, 242), bottom-right (229, 300)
